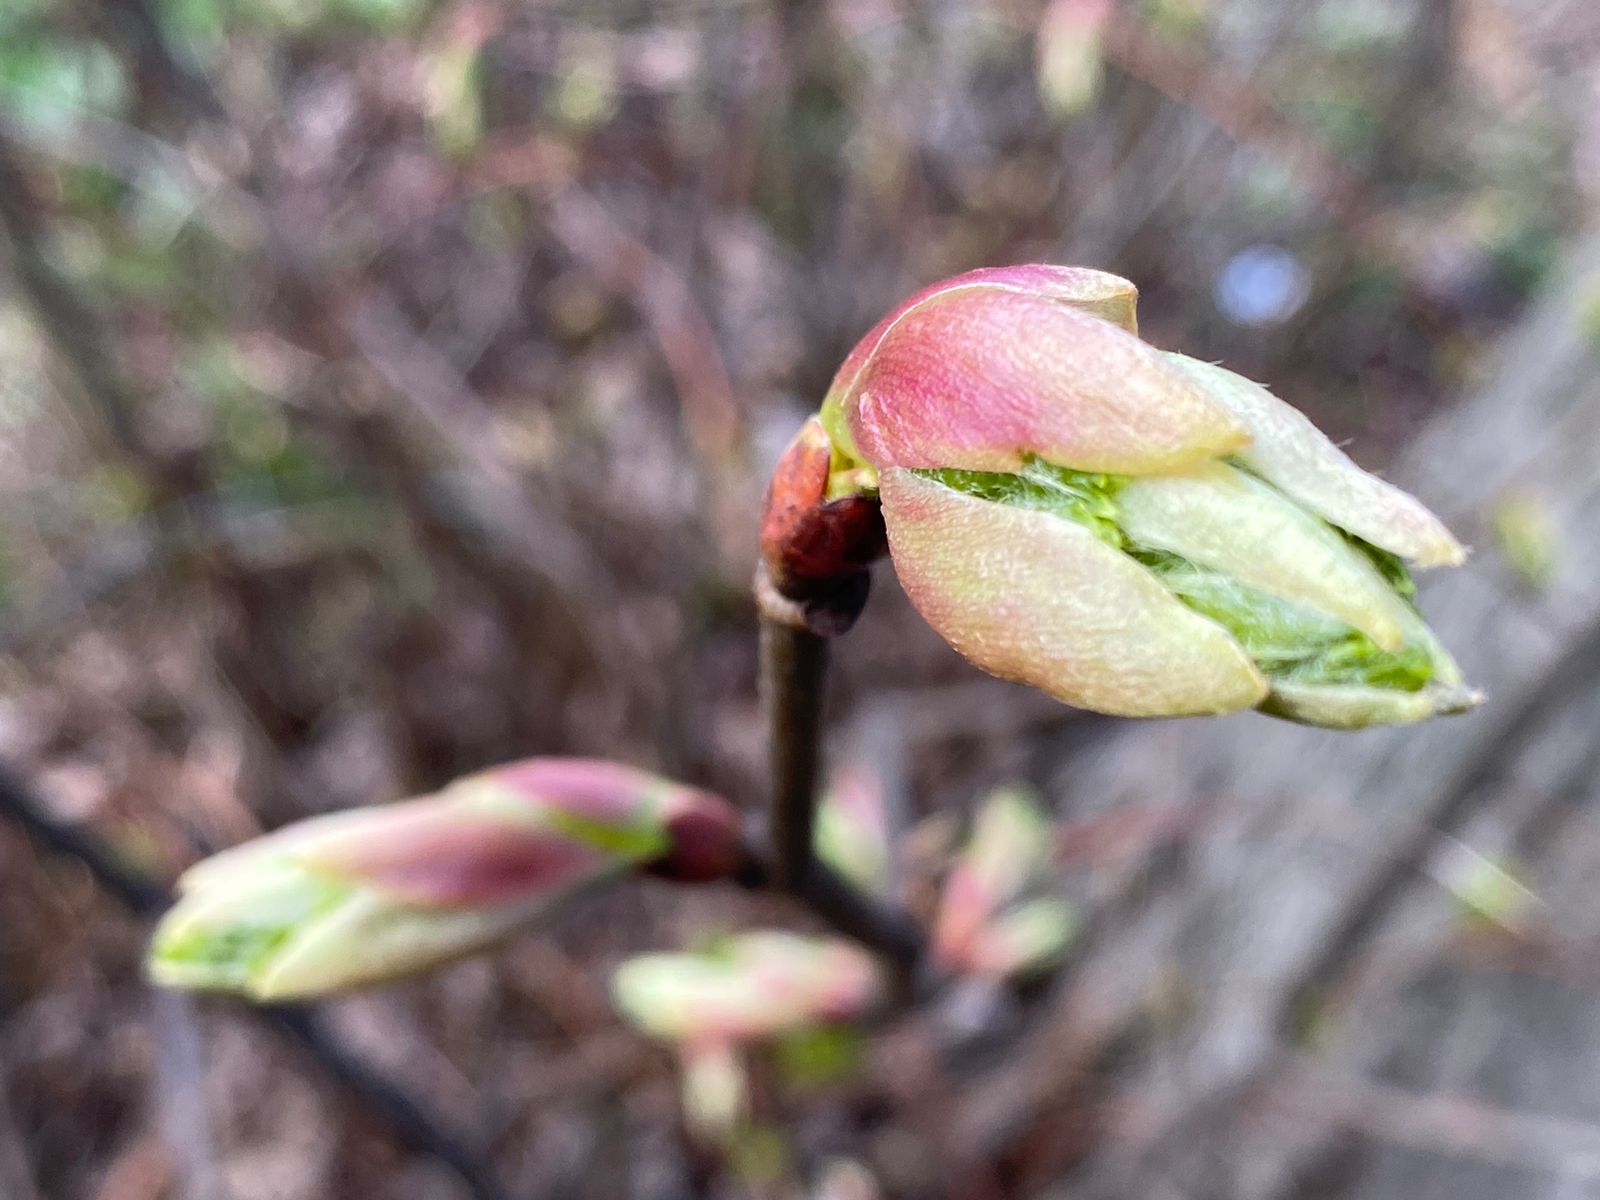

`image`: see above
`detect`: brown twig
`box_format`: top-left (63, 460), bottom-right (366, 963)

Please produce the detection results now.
top-left (761, 615), bottom-right (830, 891)
top-left (757, 579), bottom-right (924, 977)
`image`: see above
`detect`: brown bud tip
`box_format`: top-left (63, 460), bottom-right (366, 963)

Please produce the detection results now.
top-left (651, 789), bottom-right (749, 883)
top-left (760, 417), bottom-right (887, 598)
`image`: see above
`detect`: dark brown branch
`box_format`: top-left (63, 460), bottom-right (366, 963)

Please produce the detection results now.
top-left (762, 616), bottom-right (830, 890)
top-left (791, 858), bottom-right (925, 974)
top-left (758, 596), bottom-right (925, 975)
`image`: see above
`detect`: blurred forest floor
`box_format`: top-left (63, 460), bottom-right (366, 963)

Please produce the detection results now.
top-left (4, 0), bottom-right (1600, 1197)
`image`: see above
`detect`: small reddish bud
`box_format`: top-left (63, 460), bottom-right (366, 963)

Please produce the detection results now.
top-left (651, 789), bottom-right (749, 883)
top-left (759, 417), bottom-right (887, 599)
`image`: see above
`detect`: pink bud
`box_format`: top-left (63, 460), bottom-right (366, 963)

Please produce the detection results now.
top-left (807, 265), bottom-right (1475, 728)
top-left (296, 800), bottom-right (615, 907)
top-left (934, 788), bottom-right (1076, 980)
top-left (148, 758), bottom-right (747, 1000)
top-left (963, 898), bottom-right (1077, 979)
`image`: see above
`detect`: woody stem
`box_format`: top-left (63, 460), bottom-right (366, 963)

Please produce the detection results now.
top-left (759, 603), bottom-right (924, 975)
top-left (763, 617), bottom-right (829, 889)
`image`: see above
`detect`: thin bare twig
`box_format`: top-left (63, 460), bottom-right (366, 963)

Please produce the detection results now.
top-left (762, 617), bottom-right (829, 891)
top-left (758, 611), bottom-right (924, 974)
top-left (1282, 604), bottom-right (1600, 1029)
top-left (1277, 1057), bottom-right (1600, 1183)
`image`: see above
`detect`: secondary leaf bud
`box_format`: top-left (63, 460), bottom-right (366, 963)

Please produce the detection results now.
top-left (147, 758), bottom-right (745, 1000)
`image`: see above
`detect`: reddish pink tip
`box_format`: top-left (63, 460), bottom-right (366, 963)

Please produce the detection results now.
top-left (828, 272), bottom-right (1246, 475)
top-left (302, 802), bottom-right (609, 907)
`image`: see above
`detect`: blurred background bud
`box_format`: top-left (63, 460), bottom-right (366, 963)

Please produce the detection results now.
top-left (677, 1040), bottom-right (748, 1144)
top-left (812, 1158), bottom-right (882, 1200)
top-left (1037, 0), bottom-right (1112, 120)
top-left (1488, 488), bottom-right (1561, 591)
top-left (147, 758), bottom-right (744, 1000)
top-left (610, 932), bottom-right (882, 1046)
top-left (934, 787), bottom-right (1076, 981)
top-left (1428, 838), bottom-right (1543, 936)
top-left (819, 266), bottom-right (1476, 729)
top-left (420, 6), bottom-right (494, 156)
top-left (814, 764), bottom-right (892, 896)
top-left (964, 898), bottom-right (1079, 980)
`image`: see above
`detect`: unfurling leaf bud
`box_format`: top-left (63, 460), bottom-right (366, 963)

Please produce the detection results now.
top-left (934, 788), bottom-right (1075, 980)
top-left (813, 265), bottom-right (1478, 729)
top-left (147, 758), bottom-right (745, 1000)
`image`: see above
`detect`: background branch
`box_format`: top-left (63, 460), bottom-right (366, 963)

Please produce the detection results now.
top-left (0, 764), bottom-right (511, 1200)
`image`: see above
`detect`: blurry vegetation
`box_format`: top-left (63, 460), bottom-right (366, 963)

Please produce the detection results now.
top-left (2, 0), bottom-right (1599, 1196)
